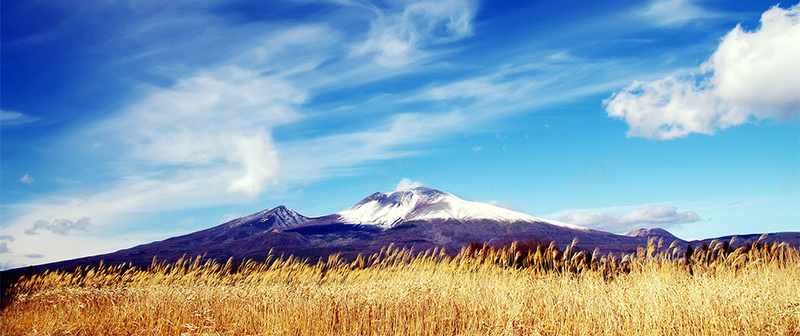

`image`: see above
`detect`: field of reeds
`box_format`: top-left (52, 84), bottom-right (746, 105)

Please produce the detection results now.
top-left (2, 238), bottom-right (799, 335)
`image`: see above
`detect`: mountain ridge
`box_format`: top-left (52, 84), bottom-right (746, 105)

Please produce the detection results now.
top-left (5, 187), bottom-right (799, 274)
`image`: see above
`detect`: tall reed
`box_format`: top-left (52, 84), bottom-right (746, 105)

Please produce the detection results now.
top-left (2, 238), bottom-right (799, 335)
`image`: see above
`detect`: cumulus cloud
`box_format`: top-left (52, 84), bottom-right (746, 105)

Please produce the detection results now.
top-left (24, 217), bottom-right (92, 235)
top-left (395, 178), bottom-right (422, 191)
top-left (605, 4), bottom-right (800, 139)
top-left (0, 243), bottom-right (10, 254)
top-left (558, 205), bottom-right (700, 233)
top-left (354, 0), bottom-right (476, 67)
top-left (20, 173), bottom-right (34, 184)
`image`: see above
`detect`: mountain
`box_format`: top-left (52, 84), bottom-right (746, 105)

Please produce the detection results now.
top-left (336, 187), bottom-right (585, 230)
top-left (10, 187), bottom-right (800, 273)
top-left (167, 204), bottom-right (309, 245)
top-left (694, 232), bottom-right (800, 248)
top-left (626, 228), bottom-right (680, 241)
top-left (5, 186), bottom-right (799, 311)
top-left (226, 205), bottom-right (309, 232)
top-left (19, 204), bottom-right (312, 270)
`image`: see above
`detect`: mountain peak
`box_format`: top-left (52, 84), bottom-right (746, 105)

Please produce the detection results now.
top-left (625, 227), bottom-right (680, 240)
top-left (229, 205), bottom-right (309, 231)
top-left (270, 205), bottom-right (293, 215)
top-left (338, 187), bottom-right (586, 230)
top-left (358, 187), bottom-right (448, 204)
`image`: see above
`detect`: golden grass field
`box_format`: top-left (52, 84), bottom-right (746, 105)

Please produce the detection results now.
top-left (1, 238), bottom-right (799, 335)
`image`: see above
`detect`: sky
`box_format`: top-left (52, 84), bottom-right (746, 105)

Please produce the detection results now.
top-left (1, 0), bottom-right (798, 269)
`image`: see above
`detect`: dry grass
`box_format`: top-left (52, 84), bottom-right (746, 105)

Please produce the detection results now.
top-left (2, 238), bottom-right (799, 335)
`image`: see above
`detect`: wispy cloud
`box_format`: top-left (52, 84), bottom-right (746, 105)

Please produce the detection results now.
top-left (0, 110), bottom-right (39, 126)
top-left (637, 0), bottom-right (718, 26)
top-left (280, 110), bottom-right (469, 183)
top-left (353, 0), bottom-right (477, 67)
top-left (606, 3), bottom-right (800, 139)
top-left (416, 73), bottom-right (546, 102)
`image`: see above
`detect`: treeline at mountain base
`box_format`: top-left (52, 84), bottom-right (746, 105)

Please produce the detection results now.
top-left (2, 238), bottom-right (799, 336)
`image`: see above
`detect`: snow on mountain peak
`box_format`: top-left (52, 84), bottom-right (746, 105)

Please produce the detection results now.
top-left (337, 187), bottom-right (587, 230)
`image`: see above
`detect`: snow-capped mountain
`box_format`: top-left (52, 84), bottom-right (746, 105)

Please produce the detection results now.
top-left (26, 186), bottom-right (798, 275)
top-left (336, 187), bottom-right (586, 230)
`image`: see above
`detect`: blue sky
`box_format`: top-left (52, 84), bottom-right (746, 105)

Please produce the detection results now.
top-left (1, 0), bottom-right (798, 269)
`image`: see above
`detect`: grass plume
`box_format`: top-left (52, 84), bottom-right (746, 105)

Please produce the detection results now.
top-left (2, 238), bottom-right (799, 335)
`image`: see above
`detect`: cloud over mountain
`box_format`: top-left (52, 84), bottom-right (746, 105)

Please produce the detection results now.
top-left (558, 205), bottom-right (700, 233)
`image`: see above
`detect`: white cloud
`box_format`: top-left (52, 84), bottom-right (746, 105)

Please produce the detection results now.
top-left (638, 0), bottom-right (716, 26)
top-left (471, 146), bottom-right (482, 152)
top-left (81, 65), bottom-right (308, 206)
top-left (395, 178), bottom-right (422, 191)
top-left (225, 131), bottom-right (281, 197)
top-left (0, 243), bottom-right (10, 254)
top-left (606, 3), bottom-right (800, 139)
top-left (354, 0), bottom-right (477, 67)
top-left (557, 205), bottom-right (700, 234)
top-left (220, 213), bottom-right (241, 223)
top-left (281, 110), bottom-right (468, 183)
top-left (101, 66), bottom-right (306, 166)
top-left (418, 74), bottom-right (545, 102)
top-left (24, 253), bottom-right (44, 259)
top-left (24, 217), bottom-right (92, 236)
top-left (0, 110), bottom-right (39, 126)
top-left (20, 173), bottom-right (34, 184)
top-left (0, 235), bottom-right (13, 241)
